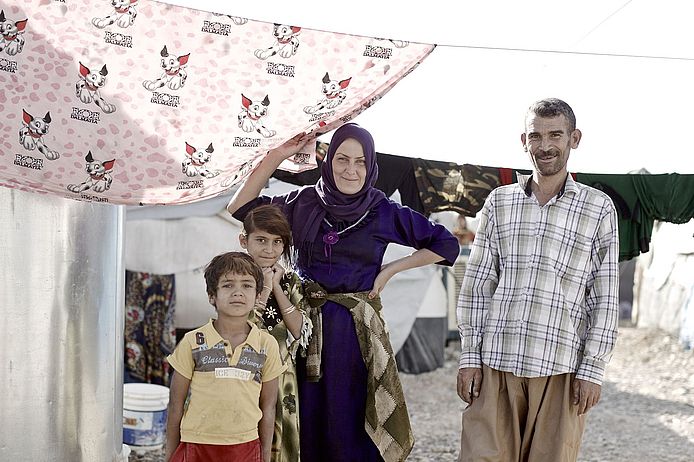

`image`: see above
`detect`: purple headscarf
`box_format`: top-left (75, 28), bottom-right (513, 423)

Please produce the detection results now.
top-left (291, 123), bottom-right (386, 251)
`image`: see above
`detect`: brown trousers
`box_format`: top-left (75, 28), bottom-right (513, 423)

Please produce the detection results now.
top-left (459, 365), bottom-right (586, 462)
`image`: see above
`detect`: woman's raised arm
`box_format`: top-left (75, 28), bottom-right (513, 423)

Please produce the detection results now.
top-left (227, 133), bottom-right (312, 215)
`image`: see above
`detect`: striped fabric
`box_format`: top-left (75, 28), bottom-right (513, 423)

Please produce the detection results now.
top-left (457, 173), bottom-right (619, 385)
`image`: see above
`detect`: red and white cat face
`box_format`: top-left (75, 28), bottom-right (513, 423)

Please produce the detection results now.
top-left (185, 142), bottom-right (214, 165)
top-left (22, 110), bottom-right (51, 135)
top-left (84, 151), bottom-right (115, 176)
top-left (273, 24), bottom-right (300, 42)
top-left (321, 72), bottom-right (351, 97)
top-left (79, 62), bottom-right (108, 89)
top-left (0, 10), bottom-right (27, 38)
top-left (159, 45), bottom-right (190, 73)
top-left (111, 0), bottom-right (136, 11)
top-left (241, 94), bottom-right (270, 119)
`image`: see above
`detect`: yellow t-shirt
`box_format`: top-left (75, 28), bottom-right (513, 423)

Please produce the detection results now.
top-left (167, 319), bottom-right (286, 445)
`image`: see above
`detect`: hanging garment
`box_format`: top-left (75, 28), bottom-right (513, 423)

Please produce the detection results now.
top-left (414, 160), bottom-right (501, 216)
top-left (0, 1), bottom-right (434, 205)
top-left (124, 271), bottom-right (177, 385)
top-left (576, 173), bottom-right (649, 261)
top-left (632, 174), bottom-right (694, 224)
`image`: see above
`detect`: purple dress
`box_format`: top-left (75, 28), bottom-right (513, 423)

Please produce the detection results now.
top-left (235, 193), bottom-right (458, 462)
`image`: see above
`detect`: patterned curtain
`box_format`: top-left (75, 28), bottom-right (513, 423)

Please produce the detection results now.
top-left (0, 0), bottom-right (434, 205)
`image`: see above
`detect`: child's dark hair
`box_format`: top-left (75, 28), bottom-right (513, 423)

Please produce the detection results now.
top-left (204, 252), bottom-right (264, 296)
top-left (243, 204), bottom-right (293, 264)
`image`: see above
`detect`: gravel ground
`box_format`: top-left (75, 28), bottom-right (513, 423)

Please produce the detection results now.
top-left (130, 327), bottom-right (694, 461)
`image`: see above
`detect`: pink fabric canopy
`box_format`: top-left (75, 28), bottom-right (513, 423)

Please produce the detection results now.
top-left (0, 0), bottom-right (434, 205)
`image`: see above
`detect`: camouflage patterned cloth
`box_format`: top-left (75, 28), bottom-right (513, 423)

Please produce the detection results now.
top-left (301, 283), bottom-right (414, 462)
top-left (413, 160), bottom-right (500, 216)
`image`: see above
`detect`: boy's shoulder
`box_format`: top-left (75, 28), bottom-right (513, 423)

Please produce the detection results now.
top-left (180, 320), bottom-right (216, 345)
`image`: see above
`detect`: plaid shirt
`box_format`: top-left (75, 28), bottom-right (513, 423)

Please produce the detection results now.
top-left (457, 173), bottom-right (619, 384)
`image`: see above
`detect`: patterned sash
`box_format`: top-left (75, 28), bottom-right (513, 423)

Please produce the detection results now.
top-left (301, 282), bottom-right (414, 462)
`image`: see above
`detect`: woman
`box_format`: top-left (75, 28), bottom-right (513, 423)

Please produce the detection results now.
top-left (227, 124), bottom-right (459, 462)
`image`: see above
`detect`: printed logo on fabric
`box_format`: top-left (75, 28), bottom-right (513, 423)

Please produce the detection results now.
top-left (201, 20), bottom-right (232, 36)
top-left (71, 107), bottom-right (101, 124)
top-left (193, 343), bottom-right (229, 372)
top-left (103, 32), bottom-right (133, 48)
top-left (176, 180), bottom-right (204, 190)
top-left (363, 45), bottom-right (392, 59)
top-left (14, 154), bottom-right (43, 170)
top-left (235, 347), bottom-right (267, 383)
top-left (76, 194), bottom-right (110, 203)
top-left (214, 367), bottom-right (252, 381)
top-left (0, 58), bottom-right (17, 73)
top-left (233, 137), bottom-right (261, 148)
top-left (266, 62), bottom-right (295, 77)
top-left (309, 111), bottom-right (335, 122)
top-left (151, 92), bottom-right (180, 107)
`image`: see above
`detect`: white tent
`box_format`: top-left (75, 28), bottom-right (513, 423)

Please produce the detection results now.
top-left (632, 219), bottom-right (694, 345)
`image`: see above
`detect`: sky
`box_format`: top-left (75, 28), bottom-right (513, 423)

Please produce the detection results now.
top-left (164, 0), bottom-right (694, 174)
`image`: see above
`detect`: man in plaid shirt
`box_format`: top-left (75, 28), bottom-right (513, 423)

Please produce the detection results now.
top-left (456, 98), bottom-right (619, 462)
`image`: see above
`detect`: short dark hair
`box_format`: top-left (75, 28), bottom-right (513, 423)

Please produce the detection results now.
top-left (204, 252), bottom-right (263, 297)
top-left (526, 98), bottom-right (576, 132)
top-left (243, 204), bottom-right (293, 264)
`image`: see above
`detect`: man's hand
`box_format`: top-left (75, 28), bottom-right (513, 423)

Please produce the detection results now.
top-left (457, 367), bottom-right (483, 404)
top-left (571, 378), bottom-right (601, 415)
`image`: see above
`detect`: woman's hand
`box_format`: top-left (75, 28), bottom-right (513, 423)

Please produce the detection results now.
top-left (369, 264), bottom-right (395, 299)
top-left (268, 132), bottom-right (313, 161)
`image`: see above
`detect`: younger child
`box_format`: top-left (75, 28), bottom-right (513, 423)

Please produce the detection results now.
top-left (240, 204), bottom-right (312, 462)
top-left (165, 252), bottom-right (286, 462)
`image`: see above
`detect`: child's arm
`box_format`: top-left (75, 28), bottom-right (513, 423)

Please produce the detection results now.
top-left (258, 378), bottom-right (279, 462)
top-left (164, 371), bottom-right (191, 462)
top-left (271, 264), bottom-right (304, 338)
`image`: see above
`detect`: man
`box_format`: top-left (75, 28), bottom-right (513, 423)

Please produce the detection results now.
top-left (456, 98), bottom-right (619, 462)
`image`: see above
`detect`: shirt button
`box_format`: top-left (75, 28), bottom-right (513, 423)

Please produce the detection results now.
top-left (226, 353), bottom-right (232, 358)
top-left (223, 341), bottom-right (229, 346)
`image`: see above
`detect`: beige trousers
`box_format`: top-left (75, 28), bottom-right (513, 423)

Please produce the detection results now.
top-left (459, 365), bottom-right (586, 462)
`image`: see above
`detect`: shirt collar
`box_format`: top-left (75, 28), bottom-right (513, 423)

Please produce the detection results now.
top-left (203, 318), bottom-right (263, 352)
top-left (517, 172), bottom-right (578, 199)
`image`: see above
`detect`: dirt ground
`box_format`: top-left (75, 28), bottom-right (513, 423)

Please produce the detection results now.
top-left (402, 326), bottom-right (694, 462)
top-left (130, 326), bottom-right (694, 462)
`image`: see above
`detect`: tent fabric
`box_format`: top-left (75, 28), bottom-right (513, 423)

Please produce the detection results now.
top-left (0, 0), bottom-right (434, 205)
top-left (125, 214), bottom-right (241, 274)
top-left (632, 220), bottom-right (694, 343)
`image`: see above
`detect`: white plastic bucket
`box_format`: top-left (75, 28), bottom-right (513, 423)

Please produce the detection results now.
top-left (122, 383), bottom-right (170, 450)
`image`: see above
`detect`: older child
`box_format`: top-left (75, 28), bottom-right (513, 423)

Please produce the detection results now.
top-left (240, 204), bottom-right (312, 462)
top-left (165, 252), bottom-right (286, 462)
